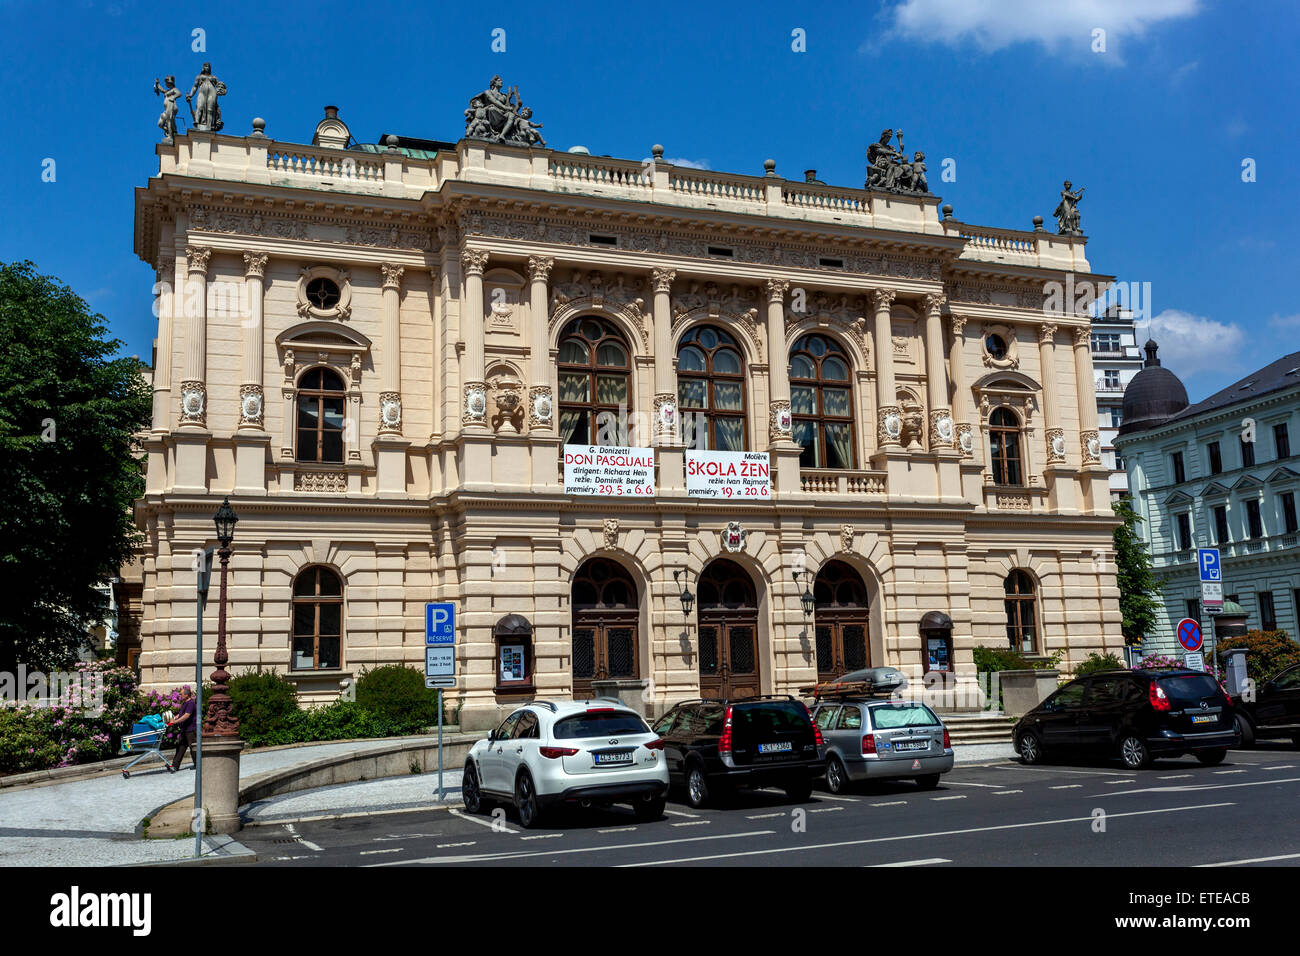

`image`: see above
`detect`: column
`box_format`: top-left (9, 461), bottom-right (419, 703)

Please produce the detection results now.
top-left (765, 278), bottom-right (793, 443)
top-left (1039, 324), bottom-right (1065, 464)
top-left (238, 252), bottom-right (267, 429)
top-left (949, 314), bottom-right (973, 457)
top-left (460, 248), bottom-right (490, 430)
top-left (151, 255), bottom-right (177, 433)
top-left (1073, 327), bottom-right (1102, 465)
top-left (923, 293), bottom-right (954, 449)
top-left (378, 263), bottom-right (405, 434)
top-left (652, 268), bottom-right (678, 442)
top-left (178, 245), bottom-right (211, 427)
top-left (871, 289), bottom-right (900, 447)
top-left (527, 256), bottom-right (555, 431)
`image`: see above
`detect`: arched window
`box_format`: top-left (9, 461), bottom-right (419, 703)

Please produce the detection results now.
top-left (989, 407), bottom-right (1023, 485)
top-left (558, 317), bottom-right (631, 446)
top-left (1004, 570), bottom-right (1037, 655)
top-left (678, 326), bottom-right (747, 451)
top-left (296, 368), bottom-right (346, 463)
top-left (790, 334), bottom-right (854, 469)
top-left (292, 566), bottom-right (343, 670)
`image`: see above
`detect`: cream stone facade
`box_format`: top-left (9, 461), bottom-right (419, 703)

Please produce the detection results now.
top-left (132, 105), bottom-right (1124, 730)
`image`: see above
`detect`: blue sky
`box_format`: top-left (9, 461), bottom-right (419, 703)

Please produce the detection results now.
top-left (0, 0), bottom-right (1295, 399)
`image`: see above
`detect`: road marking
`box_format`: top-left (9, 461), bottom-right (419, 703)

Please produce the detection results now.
top-left (942, 781), bottom-right (1002, 788)
top-left (372, 829), bottom-right (777, 866)
top-left (1105, 776), bottom-right (1300, 797)
top-left (671, 820), bottom-right (711, 827)
top-left (1261, 765), bottom-right (1297, 770)
top-left (1158, 774), bottom-right (1193, 780)
top-left (871, 801), bottom-right (907, 807)
top-left (448, 808), bottom-right (518, 834)
top-left (598, 826), bottom-right (638, 834)
top-left (1049, 785), bottom-right (1082, 790)
top-left (374, 833), bottom-right (442, 842)
top-left (619, 803), bottom-right (1234, 867)
top-left (359, 848), bottom-right (402, 855)
top-left (520, 833), bottom-right (562, 841)
top-left (816, 794), bottom-right (861, 802)
top-left (993, 764), bottom-right (1134, 778)
top-left (809, 806), bottom-right (844, 813)
top-left (870, 858), bottom-right (951, 867)
top-left (746, 812), bottom-right (786, 820)
top-left (663, 809), bottom-right (699, 818)
top-left (1213, 769), bottom-right (1248, 775)
top-left (994, 790), bottom-right (1022, 795)
top-left (1104, 780), bottom-right (1132, 784)
top-left (271, 855), bottom-right (315, 861)
top-left (435, 841), bottom-right (476, 849)
top-left (1197, 852), bottom-right (1300, 868)
top-left (298, 839), bottom-right (324, 852)
top-left (931, 795), bottom-right (966, 801)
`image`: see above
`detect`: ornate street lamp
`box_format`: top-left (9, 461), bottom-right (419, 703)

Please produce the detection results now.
top-left (793, 569), bottom-right (816, 618)
top-left (202, 497), bottom-right (240, 737)
top-left (673, 569), bottom-right (695, 617)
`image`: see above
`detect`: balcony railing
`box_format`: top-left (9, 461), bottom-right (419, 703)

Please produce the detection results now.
top-left (799, 469), bottom-right (887, 496)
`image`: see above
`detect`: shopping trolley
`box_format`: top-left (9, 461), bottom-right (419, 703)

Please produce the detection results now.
top-left (119, 717), bottom-right (172, 778)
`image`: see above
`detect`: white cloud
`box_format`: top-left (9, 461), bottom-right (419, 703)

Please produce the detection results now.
top-left (1269, 314), bottom-right (1300, 331)
top-left (1142, 309), bottom-right (1246, 379)
top-left (663, 157), bottom-right (710, 170)
top-left (884, 0), bottom-right (1200, 53)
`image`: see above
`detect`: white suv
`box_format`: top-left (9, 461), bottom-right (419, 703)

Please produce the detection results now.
top-left (461, 699), bottom-right (669, 828)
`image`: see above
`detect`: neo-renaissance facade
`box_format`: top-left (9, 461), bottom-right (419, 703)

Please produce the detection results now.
top-left (132, 86), bottom-right (1123, 729)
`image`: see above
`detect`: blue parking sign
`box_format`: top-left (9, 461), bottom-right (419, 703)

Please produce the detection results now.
top-left (1197, 548), bottom-right (1221, 583)
top-left (426, 602), bottom-right (456, 645)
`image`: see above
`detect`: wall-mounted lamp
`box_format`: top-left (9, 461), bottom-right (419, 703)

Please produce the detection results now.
top-left (673, 569), bottom-right (695, 617)
top-left (792, 569), bottom-right (815, 618)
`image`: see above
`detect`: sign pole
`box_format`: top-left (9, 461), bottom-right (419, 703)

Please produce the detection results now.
top-left (194, 592), bottom-right (203, 858)
top-left (437, 688), bottom-right (444, 802)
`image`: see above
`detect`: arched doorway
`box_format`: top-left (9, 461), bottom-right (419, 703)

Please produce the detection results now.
top-left (696, 559), bottom-right (760, 699)
top-left (571, 558), bottom-right (639, 699)
top-left (814, 560), bottom-right (870, 681)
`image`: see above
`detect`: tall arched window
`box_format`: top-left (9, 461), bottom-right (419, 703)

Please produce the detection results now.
top-left (292, 566), bottom-right (343, 670)
top-left (678, 326), bottom-right (746, 451)
top-left (296, 368), bottom-right (346, 463)
top-left (1004, 570), bottom-right (1037, 655)
top-left (989, 407), bottom-right (1023, 485)
top-left (558, 317), bottom-right (631, 446)
top-left (790, 334), bottom-right (854, 469)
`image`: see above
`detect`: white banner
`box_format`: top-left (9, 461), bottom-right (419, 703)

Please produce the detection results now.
top-left (563, 445), bottom-right (656, 497)
top-left (686, 450), bottom-right (771, 500)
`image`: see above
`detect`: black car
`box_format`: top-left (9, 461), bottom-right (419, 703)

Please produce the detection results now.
top-left (652, 696), bottom-right (826, 808)
top-left (1232, 662), bottom-right (1300, 747)
top-left (1013, 668), bottom-right (1239, 770)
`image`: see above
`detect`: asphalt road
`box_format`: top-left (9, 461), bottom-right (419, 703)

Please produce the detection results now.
top-left (238, 744), bottom-right (1300, 867)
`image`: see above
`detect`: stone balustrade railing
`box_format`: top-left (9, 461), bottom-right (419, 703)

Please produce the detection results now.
top-left (800, 469), bottom-right (887, 495)
top-left (267, 146), bottom-right (384, 183)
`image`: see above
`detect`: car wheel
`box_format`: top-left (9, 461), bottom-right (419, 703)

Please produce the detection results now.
top-left (685, 763), bottom-right (711, 809)
top-left (1195, 748), bottom-right (1227, 766)
top-left (1017, 731), bottom-right (1044, 765)
top-left (633, 794), bottom-right (666, 822)
top-left (1119, 734), bottom-right (1151, 769)
top-left (825, 755), bottom-right (849, 795)
top-left (1235, 714), bottom-right (1255, 748)
top-left (915, 774), bottom-right (941, 791)
top-left (462, 761), bottom-right (487, 814)
top-left (785, 777), bottom-right (814, 803)
top-left (514, 770), bottom-right (545, 829)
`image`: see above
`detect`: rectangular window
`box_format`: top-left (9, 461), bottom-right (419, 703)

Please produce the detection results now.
top-left (1260, 591), bottom-right (1277, 632)
top-left (1241, 436), bottom-right (1256, 468)
top-left (1172, 451), bottom-right (1185, 484)
top-left (1214, 505), bottom-right (1229, 544)
top-left (1208, 442), bottom-right (1222, 475)
top-left (1247, 499), bottom-right (1263, 539)
top-left (1177, 513), bottom-right (1192, 551)
top-left (1276, 423), bottom-right (1291, 459)
top-left (1091, 333), bottom-right (1122, 353)
top-left (1185, 599), bottom-right (1200, 623)
top-left (1283, 492), bottom-right (1298, 534)
top-left (1103, 369), bottom-right (1121, 388)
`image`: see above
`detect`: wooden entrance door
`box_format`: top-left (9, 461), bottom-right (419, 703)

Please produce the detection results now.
top-left (571, 559), bottom-right (640, 699)
top-left (814, 561), bottom-right (870, 682)
top-left (697, 559), bottom-right (760, 699)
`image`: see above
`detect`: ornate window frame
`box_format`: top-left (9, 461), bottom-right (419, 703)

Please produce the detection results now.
top-left (980, 323), bottom-right (1020, 370)
top-left (296, 265), bottom-right (353, 321)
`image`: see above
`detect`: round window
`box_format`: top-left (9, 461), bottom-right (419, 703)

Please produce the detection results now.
top-left (985, 334), bottom-right (1008, 360)
top-left (306, 277), bottom-right (342, 310)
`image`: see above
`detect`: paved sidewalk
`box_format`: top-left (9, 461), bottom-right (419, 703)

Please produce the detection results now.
top-left (244, 770), bottom-right (465, 825)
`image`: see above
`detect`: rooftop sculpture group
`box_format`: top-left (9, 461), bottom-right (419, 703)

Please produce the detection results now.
top-left (865, 128), bottom-right (929, 195)
top-left (153, 62), bottom-right (226, 142)
top-left (464, 76), bottom-right (546, 147)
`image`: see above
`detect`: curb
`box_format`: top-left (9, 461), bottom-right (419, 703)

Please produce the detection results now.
top-left (116, 835), bottom-right (260, 867)
top-left (244, 800), bottom-right (466, 829)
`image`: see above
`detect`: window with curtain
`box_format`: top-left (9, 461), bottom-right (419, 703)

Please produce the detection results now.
top-left (789, 334), bottom-right (854, 469)
top-left (1004, 570), bottom-right (1038, 655)
top-left (296, 368), bottom-right (346, 463)
top-left (292, 566), bottom-right (343, 670)
top-left (677, 326), bottom-right (746, 451)
top-left (989, 408), bottom-right (1023, 485)
top-left (557, 317), bottom-right (631, 446)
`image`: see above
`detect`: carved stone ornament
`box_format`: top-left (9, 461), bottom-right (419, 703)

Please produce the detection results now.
top-left (380, 263), bottom-right (405, 291)
top-left (769, 400), bottom-right (793, 441)
top-left (1082, 430), bottom-right (1102, 465)
top-left (930, 410), bottom-right (955, 447)
top-left (840, 525), bottom-right (854, 554)
top-left (296, 265), bottom-right (352, 320)
top-left (1046, 427), bottom-right (1066, 463)
top-left (864, 128), bottom-right (931, 195)
top-left (654, 393), bottom-right (678, 439)
top-left (185, 246), bottom-right (212, 275)
top-left (493, 379), bottom-right (523, 434)
top-left (900, 401), bottom-right (925, 450)
top-left (239, 384), bottom-right (264, 426)
top-left (603, 518), bottom-right (619, 550)
top-left (878, 405), bottom-right (903, 446)
top-left (956, 422), bottom-right (975, 458)
top-left (464, 381), bottom-right (488, 426)
top-left (529, 385), bottom-right (553, 428)
top-left (179, 381), bottom-right (206, 424)
top-left (379, 391), bottom-right (402, 432)
top-left (721, 521), bottom-right (748, 554)
top-left (981, 324), bottom-right (1019, 369)
top-left (464, 76), bottom-right (546, 148)
top-left (243, 251), bottom-right (268, 279)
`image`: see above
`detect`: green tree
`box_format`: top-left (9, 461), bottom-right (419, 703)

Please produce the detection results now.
top-left (1112, 497), bottom-right (1162, 644)
top-left (0, 261), bottom-right (152, 670)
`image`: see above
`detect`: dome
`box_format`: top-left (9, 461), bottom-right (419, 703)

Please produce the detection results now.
top-left (1118, 340), bottom-right (1189, 437)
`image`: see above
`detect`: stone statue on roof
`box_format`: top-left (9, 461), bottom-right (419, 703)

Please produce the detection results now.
top-left (1054, 180), bottom-right (1085, 236)
top-left (865, 128), bottom-right (931, 196)
top-left (465, 76), bottom-right (546, 147)
top-left (186, 62), bottom-right (226, 132)
top-left (153, 75), bottom-right (182, 143)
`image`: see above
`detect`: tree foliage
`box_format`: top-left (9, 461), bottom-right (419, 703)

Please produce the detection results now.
top-left (0, 261), bottom-right (152, 670)
top-left (1112, 497), bottom-right (1162, 644)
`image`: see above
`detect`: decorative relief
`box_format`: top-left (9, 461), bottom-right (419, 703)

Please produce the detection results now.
top-left (242, 251), bottom-right (268, 278)
top-left (188, 206), bottom-right (313, 242)
top-left (840, 525), bottom-right (854, 554)
top-left (877, 405), bottom-right (903, 446)
top-left (603, 518), bottom-right (619, 550)
top-left (720, 521), bottom-right (748, 554)
top-left (672, 282), bottom-right (764, 362)
top-left (769, 400), bottom-right (793, 441)
top-left (296, 265), bottom-right (353, 320)
top-left (549, 270), bottom-right (651, 351)
top-left (653, 392), bottom-right (678, 440)
top-left (491, 377), bottom-right (524, 434)
top-left (785, 291), bottom-right (869, 359)
top-left (995, 492), bottom-right (1032, 512)
top-left (379, 391), bottom-right (402, 432)
top-left (179, 381), bottom-right (206, 425)
top-left (980, 324), bottom-right (1020, 369)
top-left (951, 281), bottom-right (1043, 311)
top-left (295, 470), bottom-right (347, 493)
top-left (239, 384), bottom-right (264, 427)
top-left (1046, 427), bottom-right (1066, 463)
top-left (900, 400), bottom-right (925, 449)
top-left (464, 381), bottom-right (489, 426)
top-left (956, 422), bottom-right (975, 457)
top-left (528, 385), bottom-right (553, 429)
top-left (282, 349), bottom-right (296, 382)
top-left (929, 410), bottom-right (955, 448)
top-left (1082, 429), bottom-right (1102, 465)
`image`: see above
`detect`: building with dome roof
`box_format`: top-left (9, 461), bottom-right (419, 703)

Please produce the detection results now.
top-left (1114, 344), bottom-right (1300, 655)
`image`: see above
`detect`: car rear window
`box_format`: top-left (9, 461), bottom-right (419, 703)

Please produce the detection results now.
top-left (870, 703), bottom-right (941, 729)
top-left (731, 701), bottom-right (811, 737)
top-left (1156, 674), bottom-right (1224, 705)
top-left (553, 711), bottom-right (650, 739)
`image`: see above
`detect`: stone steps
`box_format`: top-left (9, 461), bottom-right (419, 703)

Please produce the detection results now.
top-left (937, 713), bottom-right (1016, 746)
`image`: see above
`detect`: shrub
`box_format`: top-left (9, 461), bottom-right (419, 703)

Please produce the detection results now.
top-left (355, 665), bottom-right (438, 734)
top-left (1216, 630), bottom-right (1300, 683)
top-left (0, 708), bottom-right (63, 773)
top-left (291, 700), bottom-right (403, 741)
top-left (1134, 653), bottom-right (1199, 671)
top-left (973, 646), bottom-right (1031, 675)
top-left (227, 670), bottom-right (299, 748)
top-left (1073, 652), bottom-right (1125, 677)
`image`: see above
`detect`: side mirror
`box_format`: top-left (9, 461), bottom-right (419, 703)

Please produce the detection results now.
top-left (487, 729), bottom-right (496, 743)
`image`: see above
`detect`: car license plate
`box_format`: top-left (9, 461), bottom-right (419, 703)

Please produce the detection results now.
top-left (594, 751), bottom-right (633, 765)
top-left (895, 741), bottom-right (928, 751)
top-left (758, 741), bottom-right (793, 754)
top-left (1191, 715), bottom-right (1215, 725)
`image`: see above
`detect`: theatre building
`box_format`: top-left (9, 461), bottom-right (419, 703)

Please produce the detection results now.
top-left (132, 86), bottom-right (1123, 729)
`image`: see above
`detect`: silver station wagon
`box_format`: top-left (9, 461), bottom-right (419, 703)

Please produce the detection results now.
top-left (810, 698), bottom-right (954, 792)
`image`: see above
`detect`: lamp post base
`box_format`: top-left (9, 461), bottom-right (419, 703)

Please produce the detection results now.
top-left (199, 736), bottom-right (246, 834)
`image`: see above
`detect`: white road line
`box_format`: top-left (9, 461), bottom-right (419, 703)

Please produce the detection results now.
top-left (1213, 769), bottom-right (1248, 775)
top-left (816, 794), bottom-right (861, 802)
top-left (809, 806), bottom-right (844, 813)
top-left (746, 812), bottom-right (786, 820)
top-left (299, 839), bottom-right (324, 852)
top-left (598, 826), bottom-right (638, 834)
top-left (1104, 780), bottom-right (1132, 784)
top-left (435, 841), bottom-right (476, 849)
top-left (374, 832), bottom-right (443, 842)
top-left (1262, 765), bottom-right (1297, 770)
top-left (994, 790), bottom-right (1023, 795)
top-left (932, 795), bottom-right (966, 801)
top-left (359, 848), bottom-right (402, 855)
top-left (870, 858), bottom-right (952, 867)
top-left (993, 764), bottom-right (1134, 778)
top-left (372, 829), bottom-right (777, 866)
top-left (520, 833), bottom-right (562, 841)
top-left (671, 820), bottom-right (711, 827)
top-left (1197, 852), bottom-right (1300, 867)
top-left (448, 808), bottom-right (518, 834)
top-left (620, 803), bottom-right (1235, 867)
top-left (1049, 785), bottom-right (1082, 790)
top-left (1106, 776), bottom-right (1300, 797)
top-left (871, 801), bottom-right (907, 807)
top-left (1158, 774), bottom-right (1193, 780)
top-left (271, 855), bottom-right (315, 861)
top-left (662, 809), bottom-right (700, 818)
top-left (942, 781), bottom-right (1003, 788)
